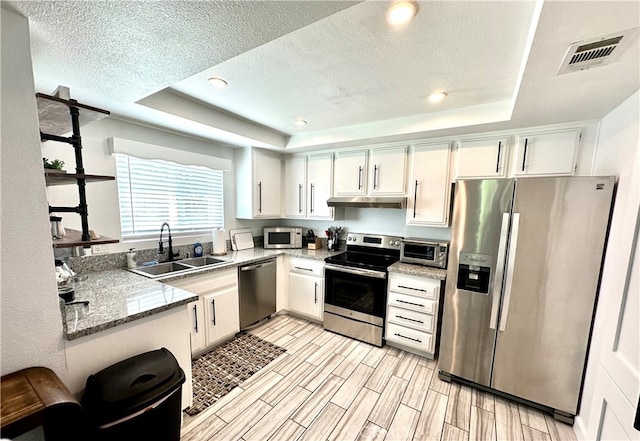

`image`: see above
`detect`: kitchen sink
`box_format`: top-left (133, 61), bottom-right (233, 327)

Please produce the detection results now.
top-left (129, 256), bottom-right (229, 279)
top-left (129, 262), bottom-right (192, 278)
top-left (179, 256), bottom-right (227, 267)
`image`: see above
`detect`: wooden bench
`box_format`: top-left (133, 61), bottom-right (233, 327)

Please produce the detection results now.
top-left (1, 367), bottom-right (85, 440)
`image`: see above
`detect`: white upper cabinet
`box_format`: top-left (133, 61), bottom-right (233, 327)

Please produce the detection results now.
top-left (235, 147), bottom-right (282, 219)
top-left (406, 142), bottom-right (452, 227)
top-left (513, 129), bottom-right (580, 176)
top-left (455, 137), bottom-right (509, 178)
top-left (369, 146), bottom-right (408, 195)
top-left (334, 145), bottom-right (407, 196)
top-left (284, 156), bottom-right (307, 218)
top-left (307, 153), bottom-right (334, 219)
top-left (283, 153), bottom-right (334, 220)
top-left (334, 150), bottom-right (368, 196)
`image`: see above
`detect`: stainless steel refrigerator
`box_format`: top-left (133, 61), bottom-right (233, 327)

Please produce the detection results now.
top-left (438, 176), bottom-right (615, 423)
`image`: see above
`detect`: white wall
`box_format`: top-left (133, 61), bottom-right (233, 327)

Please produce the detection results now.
top-left (0, 8), bottom-right (67, 379)
top-left (576, 89), bottom-right (640, 439)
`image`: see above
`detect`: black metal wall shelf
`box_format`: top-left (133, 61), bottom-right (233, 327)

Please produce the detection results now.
top-left (38, 92), bottom-right (119, 248)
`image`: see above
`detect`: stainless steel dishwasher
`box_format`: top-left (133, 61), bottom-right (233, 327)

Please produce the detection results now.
top-left (238, 257), bottom-right (277, 329)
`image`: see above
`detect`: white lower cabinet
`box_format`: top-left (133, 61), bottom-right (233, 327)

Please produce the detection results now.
top-left (167, 268), bottom-right (239, 356)
top-left (288, 257), bottom-right (324, 322)
top-left (385, 272), bottom-right (442, 358)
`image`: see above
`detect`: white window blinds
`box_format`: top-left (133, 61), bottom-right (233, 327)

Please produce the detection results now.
top-left (115, 154), bottom-right (224, 240)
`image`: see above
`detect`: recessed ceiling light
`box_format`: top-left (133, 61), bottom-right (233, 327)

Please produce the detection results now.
top-left (386, 1), bottom-right (418, 26)
top-left (207, 77), bottom-right (228, 88)
top-left (428, 92), bottom-right (448, 103)
top-left (295, 119), bottom-right (308, 126)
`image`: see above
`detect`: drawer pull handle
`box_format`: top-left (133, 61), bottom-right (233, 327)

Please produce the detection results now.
top-left (397, 315), bottom-right (424, 324)
top-left (294, 267), bottom-right (314, 272)
top-left (397, 299), bottom-right (425, 308)
top-left (398, 285), bottom-right (427, 292)
top-left (395, 333), bottom-right (422, 343)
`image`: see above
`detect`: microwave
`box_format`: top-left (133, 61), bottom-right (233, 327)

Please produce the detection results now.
top-left (263, 227), bottom-right (303, 249)
top-left (400, 238), bottom-right (449, 268)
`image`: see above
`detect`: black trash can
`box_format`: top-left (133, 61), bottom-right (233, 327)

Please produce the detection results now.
top-left (81, 347), bottom-right (185, 441)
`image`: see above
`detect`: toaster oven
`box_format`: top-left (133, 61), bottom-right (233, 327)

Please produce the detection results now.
top-left (400, 238), bottom-right (449, 268)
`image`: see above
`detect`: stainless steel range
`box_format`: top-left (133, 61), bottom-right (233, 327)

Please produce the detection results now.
top-left (323, 232), bottom-right (402, 346)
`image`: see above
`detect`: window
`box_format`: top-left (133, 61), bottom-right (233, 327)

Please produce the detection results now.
top-left (115, 154), bottom-right (223, 240)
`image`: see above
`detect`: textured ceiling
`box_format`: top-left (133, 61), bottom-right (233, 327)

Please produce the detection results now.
top-left (5, 0), bottom-right (640, 150)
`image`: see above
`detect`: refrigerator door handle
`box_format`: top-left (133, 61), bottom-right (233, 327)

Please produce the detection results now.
top-left (490, 212), bottom-right (511, 330)
top-left (499, 212), bottom-right (520, 332)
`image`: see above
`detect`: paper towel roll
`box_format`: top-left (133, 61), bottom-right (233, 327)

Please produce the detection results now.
top-left (212, 228), bottom-right (227, 255)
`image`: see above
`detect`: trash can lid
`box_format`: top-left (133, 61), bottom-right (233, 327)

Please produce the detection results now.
top-left (82, 348), bottom-right (185, 423)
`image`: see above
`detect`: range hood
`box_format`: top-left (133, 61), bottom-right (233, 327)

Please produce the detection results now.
top-left (326, 196), bottom-right (407, 209)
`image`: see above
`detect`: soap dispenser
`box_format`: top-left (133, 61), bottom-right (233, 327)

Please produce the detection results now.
top-left (126, 248), bottom-right (137, 269)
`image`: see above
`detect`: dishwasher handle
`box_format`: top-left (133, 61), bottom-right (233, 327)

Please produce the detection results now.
top-left (240, 258), bottom-right (276, 272)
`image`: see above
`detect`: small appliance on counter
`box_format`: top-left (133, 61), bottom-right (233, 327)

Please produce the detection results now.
top-left (55, 259), bottom-right (75, 302)
top-left (263, 226), bottom-right (302, 249)
top-left (400, 238), bottom-right (449, 268)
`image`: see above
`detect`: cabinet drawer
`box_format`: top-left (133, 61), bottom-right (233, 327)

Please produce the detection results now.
top-left (389, 274), bottom-right (439, 300)
top-left (385, 323), bottom-right (433, 353)
top-left (289, 257), bottom-right (324, 277)
top-left (388, 306), bottom-right (433, 333)
top-left (388, 291), bottom-right (435, 315)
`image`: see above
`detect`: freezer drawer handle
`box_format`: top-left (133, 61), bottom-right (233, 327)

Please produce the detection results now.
top-left (193, 305), bottom-right (199, 333)
top-left (398, 285), bottom-right (427, 293)
top-left (499, 212), bottom-right (520, 332)
top-left (394, 333), bottom-right (422, 343)
top-left (490, 212), bottom-right (511, 330)
top-left (396, 314), bottom-right (424, 324)
top-left (397, 299), bottom-right (425, 308)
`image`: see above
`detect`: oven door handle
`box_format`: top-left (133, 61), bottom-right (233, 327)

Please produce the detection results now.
top-left (325, 263), bottom-right (387, 279)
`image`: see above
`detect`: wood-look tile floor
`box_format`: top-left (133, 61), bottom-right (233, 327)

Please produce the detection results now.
top-left (181, 315), bottom-right (577, 441)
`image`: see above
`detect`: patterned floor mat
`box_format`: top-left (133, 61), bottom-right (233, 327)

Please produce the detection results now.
top-left (185, 333), bottom-right (286, 415)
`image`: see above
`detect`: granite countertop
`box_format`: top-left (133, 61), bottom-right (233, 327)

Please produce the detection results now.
top-left (61, 270), bottom-right (198, 340)
top-left (388, 262), bottom-right (448, 280)
top-left (62, 247), bottom-right (342, 340)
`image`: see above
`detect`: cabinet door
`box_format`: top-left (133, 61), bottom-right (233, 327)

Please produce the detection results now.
top-left (307, 153), bottom-right (334, 219)
top-left (188, 300), bottom-right (206, 354)
top-left (334, 150), bottom-right (367, 196)
top-left (369, 146), bottom-right (407, 195)
top-left (284, 156), bottom-right (306, 218)
top-left (289, 272), bottom-right (323, 320)
top-left (203, 285), bottom-right (240, 346)
top-left (455, 137), bottom-right (508, 178)
top-left (406, 142), bottom-right (452, 226)
top-left (514, 129), bottom-right (580, 176)
top-left (253, 150), bottom-right (282, 217)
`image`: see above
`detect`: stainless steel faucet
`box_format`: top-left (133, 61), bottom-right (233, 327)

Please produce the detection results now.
top-left (158, 222), bottom-right (179, 262)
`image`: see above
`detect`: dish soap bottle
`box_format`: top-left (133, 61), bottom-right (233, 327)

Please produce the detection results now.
top-left (193, 242), bottom-right (203, 257)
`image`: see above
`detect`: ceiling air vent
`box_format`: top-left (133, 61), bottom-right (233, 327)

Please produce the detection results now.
top-left (557, 28), bottom-right (638, 75)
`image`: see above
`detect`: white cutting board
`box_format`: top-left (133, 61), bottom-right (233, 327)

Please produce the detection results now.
top-left (228, 228), bottom-right (253, 251)
top-left (234, 232), bottom-right (254, 251)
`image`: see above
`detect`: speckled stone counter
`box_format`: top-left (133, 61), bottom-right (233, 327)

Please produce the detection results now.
top-left (63, 247), bottom-right (342, 340)
top-left (388, 262), bottom-right (448, 280)
top-left (61, 270), bottom-right (198, 340)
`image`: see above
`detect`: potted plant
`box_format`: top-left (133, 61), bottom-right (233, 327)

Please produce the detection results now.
top-left (43, 157), bottom-right (66, 172)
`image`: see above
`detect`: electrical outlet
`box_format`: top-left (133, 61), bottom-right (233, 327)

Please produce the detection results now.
top-left (92, 244), bottom-right (107, 254)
